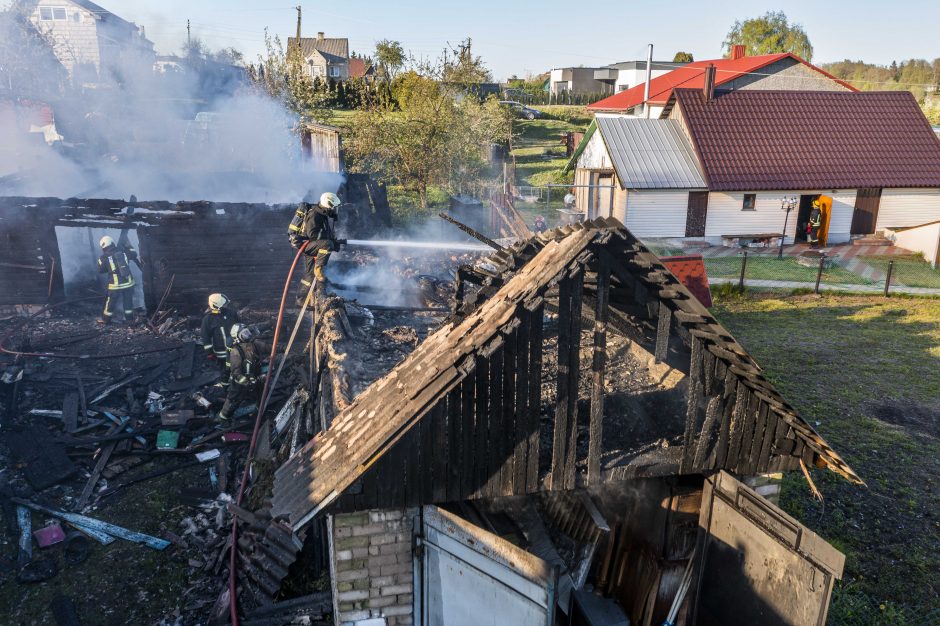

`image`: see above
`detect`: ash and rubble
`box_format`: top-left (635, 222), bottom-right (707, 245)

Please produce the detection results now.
top-left (0, 242), bottom-right (462, 625)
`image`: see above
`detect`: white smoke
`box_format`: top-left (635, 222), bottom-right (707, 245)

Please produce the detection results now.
top-left (0, 7), bottom-right (341, 203)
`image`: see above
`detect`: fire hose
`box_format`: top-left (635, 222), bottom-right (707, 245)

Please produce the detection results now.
top-left (228, 241), bottom-right (311, 626)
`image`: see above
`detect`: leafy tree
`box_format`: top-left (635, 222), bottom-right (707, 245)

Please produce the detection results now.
top-left (723, 11), bottom-right (813, 61)
top-left (345, 71), bottom-right (510, 209)
top-left (673, 52), bottom-right (694, 63)
top-left (374, 39), bottom-right (405, 104)
top-left (0, 7), bottom-right (69, 99)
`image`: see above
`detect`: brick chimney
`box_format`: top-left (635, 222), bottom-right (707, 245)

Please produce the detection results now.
top-left (703, 64), bottom-right (716, 101)
top-left (317, 31), bottom-right (325, 40)
top-left (731, 44), bottom-right (747, 60)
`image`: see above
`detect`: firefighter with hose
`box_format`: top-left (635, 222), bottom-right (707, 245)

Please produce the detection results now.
top-left (96, 235), bottom-right (143, 324)
top-left (288, 192), bottom-right (345, 295)
top-left (217, 323), bottom-right (271, 423)
top-left (200, 293), bottom-right (239, 387)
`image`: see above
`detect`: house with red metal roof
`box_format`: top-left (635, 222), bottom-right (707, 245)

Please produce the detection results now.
top-left (587, 46), bottom-right (856, 119)
top-left (568, 80), bottom-right (940, 245)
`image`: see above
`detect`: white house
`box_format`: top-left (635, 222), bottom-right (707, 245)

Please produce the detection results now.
top-left (569, 85), bottom-right (940, 245)
top-left (21, 0), bottom-right (153, 84)
top-left (550, 60), bottom-right (683, 96)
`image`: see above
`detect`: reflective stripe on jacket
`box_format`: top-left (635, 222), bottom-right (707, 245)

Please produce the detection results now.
top-left (98, 246), bottom-right (138, 290)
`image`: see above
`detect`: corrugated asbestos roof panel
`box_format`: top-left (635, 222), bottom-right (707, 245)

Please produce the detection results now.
top-left (675, 89), bottom-right (940, 191)
top-left (595, 116), bottom-right (707, 189)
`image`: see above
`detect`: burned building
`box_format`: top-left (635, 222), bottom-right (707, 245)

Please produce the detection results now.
top-left (271, 218), bottom-right (861, 626)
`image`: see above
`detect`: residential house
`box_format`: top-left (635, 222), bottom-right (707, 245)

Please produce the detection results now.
top-left (569, 85), bottom-right (940, 244)
top-left (288, 32), bottom-right (349, 81)
top-left (588, 45), bottom-right (855, 118)
top-left (21, 0), bottom-right (154, 84)
top-left (550, 60), bottom-right (682, 96)
top-left (271, 221), bottom-right (860, 626)
top-left (348, 57), bottom-right (375, 83)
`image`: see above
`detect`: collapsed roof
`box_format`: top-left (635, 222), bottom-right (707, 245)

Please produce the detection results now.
top-left (273, 219), bottom-right (861, 530)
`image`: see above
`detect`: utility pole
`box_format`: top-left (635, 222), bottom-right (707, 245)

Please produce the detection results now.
top-left (186, 19), bottom-right (191, 48)
top-left (295, 5), bottom-right (302, 47)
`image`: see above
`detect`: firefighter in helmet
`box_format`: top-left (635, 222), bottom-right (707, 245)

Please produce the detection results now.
top-left (808, 199), bottom-right (823, 247)
top-left (200, 293), bottom-right (239, 387)
top-left (533, 215), bottom-right (548, 233)
top-left (288, 192), bottom-right (344, 293)
top-left (96, 235), bottom-right (142, 324)
top-left (218, 323), bottom-right (270, 422)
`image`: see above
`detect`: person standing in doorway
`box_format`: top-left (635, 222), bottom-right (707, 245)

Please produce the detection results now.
top-left (808, 200), bottom-right (822, 247)
top-left (97, 236), bottom-right (142, 324)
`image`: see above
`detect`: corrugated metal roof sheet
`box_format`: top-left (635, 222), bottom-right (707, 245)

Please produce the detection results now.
top-left (595, 116), bottom-right (707, 189)
top-left (674, 89), bottom-right (940, 191)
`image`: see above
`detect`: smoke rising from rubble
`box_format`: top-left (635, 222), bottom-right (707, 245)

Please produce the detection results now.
top-left (0, 16), bottom-right (341, 203)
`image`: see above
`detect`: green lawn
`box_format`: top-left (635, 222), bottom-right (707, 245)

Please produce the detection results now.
top-left (863, 255), bottom-right (940, 289)
top-left (704, 255), bottom-right (872, 285)
top-left (511, 115), bottom-right (588, 187)
top-left (713, 294), bottom-right (940, 624)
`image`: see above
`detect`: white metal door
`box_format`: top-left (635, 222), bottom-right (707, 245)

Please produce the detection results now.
top-left (420, 505), bottom-right (555, 626)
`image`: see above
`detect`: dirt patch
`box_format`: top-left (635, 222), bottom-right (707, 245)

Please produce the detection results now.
top-left (867, 399), bottom-right (940, 438)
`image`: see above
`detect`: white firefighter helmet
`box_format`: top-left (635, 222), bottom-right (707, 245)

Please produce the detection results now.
top-left (319, 192), bottom-right (342, 210)
top-left (230, 323), bottom-right (253, 343)
top-left (208, 293), bottom-right (228, 311)
top-left (99, 235), bottom-right (115, 249)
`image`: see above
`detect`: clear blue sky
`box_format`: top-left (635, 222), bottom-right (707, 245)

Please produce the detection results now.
top-left (116, 0), bottom-right (940, 80)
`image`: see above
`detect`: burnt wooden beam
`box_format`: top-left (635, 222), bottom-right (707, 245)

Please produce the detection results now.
top-left (459, 374), bottom-right (475, 499)
top-left (588, 257), bottom-right (609, 485)
top-left (563, 267), bottom-right (584, 490)
top-left (473, 355), bottom-right (490, 498)
top-left (512, 307), bottom-right (531, 494)
top-left (692, 396), bottom-right (722, 470)
top-left (714, 371), bottom-right (738, 468)
top-left (726, 382), bottom-right (750, 467)
top-left (525, 300), bottom-right (544, 493)
top-left (680, 338), bottom-right (703, 473)
top-left (655, 304), bottom-right (672, 363)
top-left (485, 342), bottom-right (505, 497)
top-left (500, 323), bottom-right (518, 496)
top-left (550, 271), bottom-right (574, 490)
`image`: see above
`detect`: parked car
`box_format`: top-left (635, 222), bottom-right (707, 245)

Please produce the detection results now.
top-left (499, 100), bottom-right (542, 120)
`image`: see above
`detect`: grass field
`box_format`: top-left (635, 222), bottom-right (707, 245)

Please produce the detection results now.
top-left (713, 293), bottom-right (940, 624)
top-left (863, 255), bottom-right (940, 289)
top-left (704, 255), bottom-right (871, 285)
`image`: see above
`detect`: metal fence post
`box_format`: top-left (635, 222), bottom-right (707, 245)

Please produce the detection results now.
top-left (884, 260), bottom-right (894, 297)
top-left (815, 255), bottom-right (825, 294)
top-left (738, 250), bottom-right (748, 290)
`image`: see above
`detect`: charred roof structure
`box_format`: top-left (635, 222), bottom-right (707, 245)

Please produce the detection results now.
top-left (270, 218), bottom-right (860, 626)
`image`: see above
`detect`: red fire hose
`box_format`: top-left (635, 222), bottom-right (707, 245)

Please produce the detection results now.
top-left (228, 242), bottom-right (308, 625)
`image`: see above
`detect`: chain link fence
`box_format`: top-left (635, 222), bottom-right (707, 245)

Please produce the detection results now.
top-left (640, 247), bottom-right (940, 297)
top-left (828, 584), bottom-right (940, 626)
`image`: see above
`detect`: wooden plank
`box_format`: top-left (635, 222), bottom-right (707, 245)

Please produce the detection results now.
top-left (726, 382), bottom-right (749, 467)
top-left (485, 343), bottom-right (505, 497)
top-left (460, 375), bottom-right (476, 499)
top-left (692, 396), bottom-right (722, 470)
top-left (75, 373), bottom-right (87, 425)
top-left (526, 301), bottom-right (544, 493)
top-left (436, 398), bottom-right (450, 502)
top-left (739, 392), bottom-right (764, 475)
top-left (62, 393), bottom-right (79, 434)
top-left (500, 324), bottom-right (518, 496)
top-left (588, 257), bottom-right (609, 484)
top-left (473, 355), bottom-right (490, 499)
top-left (714, 373), bottom-right (738, 468)
top-left (563, 267), bottom-right (584, 490)
top-left (551, 272), bottom-right (574, 489)
top-left (701, 350), bottom-right (716, 397)
top-left (757, 403), bottom-right (778, 470)
top-left (679, 338), bottom-right (702, 473)
top-left (422, 399), bottom-right (437, 504)
top-left (443, 388), bottom-right (459, 502)
top-left (175, 342), bottom-right (195, 380)
top-left (655, 304), bottom-right (672, 363)
top-left (512, 307), bottom-right (531, 494)
top-left (77, 441), bottom-right (116, 510)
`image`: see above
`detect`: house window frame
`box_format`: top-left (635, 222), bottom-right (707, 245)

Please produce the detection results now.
top-left (329, 65), bottom-right (340, 78)
top-left (742, 193), bottom-right (757, 211)
top-left (40, 6), bottom-right (68, 20)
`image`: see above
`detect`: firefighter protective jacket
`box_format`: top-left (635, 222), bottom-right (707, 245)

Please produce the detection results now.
top-left (98, 245), bottom-right (139, 290)
top-left (229, 339), bottom-right (270, 386)
top-left (288, 202), bottom-right (337, 252)
top-left (200, 306), bottom-right (239, 357)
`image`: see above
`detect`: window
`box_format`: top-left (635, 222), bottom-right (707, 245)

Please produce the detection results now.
top-left (329, 66), bottom-right (340, 78)
top-left (742, 193), bottom-right (757, 210)
top-left (311, 65), bottom-right (324, 77)
top-left (39, 6), bottom-right (67, 20)
top-left (618, 83), bottom-right (630, 92)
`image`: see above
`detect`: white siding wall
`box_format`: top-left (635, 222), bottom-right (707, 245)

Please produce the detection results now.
top-left (705, 190), bottom-right (854, 244)
top-left (29, 2), bottom-right (100, 74)
top-left (577, 132), bottom-right (612, 169)
top-left (624, 190), bottom-right (690, 238)
top-left (876, 189), bottom-right (940, 230)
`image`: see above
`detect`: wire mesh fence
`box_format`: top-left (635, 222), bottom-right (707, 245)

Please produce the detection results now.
top-left (828, 585), bottom-right (940, 626)
top-left (670, 250), bottom-right (940, 297)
